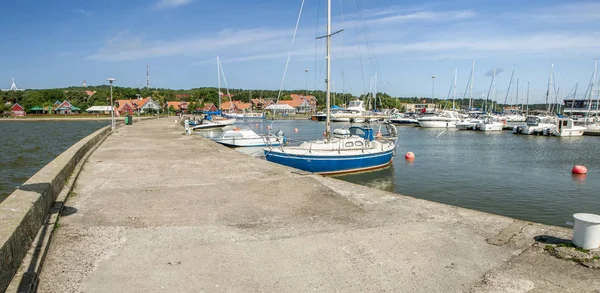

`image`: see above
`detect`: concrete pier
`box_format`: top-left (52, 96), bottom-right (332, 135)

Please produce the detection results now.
top-left (32, 118), bottom-right (599, 292)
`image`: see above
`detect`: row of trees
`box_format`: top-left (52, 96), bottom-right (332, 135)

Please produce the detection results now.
top-left (0, 85), bottom-right (554, 114)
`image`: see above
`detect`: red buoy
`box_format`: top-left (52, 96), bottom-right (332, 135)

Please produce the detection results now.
top-left (267, 125), bottom-right (271, 130)
top-left (405, 152), bottom-right (415, 160)
top-left (294, 128), bottom-right (299, 133)
top-left (572, 165), bottom-right (588, 174)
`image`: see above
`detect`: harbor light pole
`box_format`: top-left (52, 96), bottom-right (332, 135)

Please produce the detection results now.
top-left (107, 78), bottom-right (116, 133)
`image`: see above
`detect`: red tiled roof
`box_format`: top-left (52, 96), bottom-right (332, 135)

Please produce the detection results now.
top-left (236, 102), bottom-right (252, 110)
top-left (203, 103), bottom-right (217, 111)
top-left (11, 103), bottom-right (24, 111)
top-left (220, 101), bottom-right (237, 110)
top-left (167, 101), bottom-right (188, 111)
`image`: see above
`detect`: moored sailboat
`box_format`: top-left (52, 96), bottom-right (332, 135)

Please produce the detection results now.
top-left (263, 0), bottom-right (396, 175)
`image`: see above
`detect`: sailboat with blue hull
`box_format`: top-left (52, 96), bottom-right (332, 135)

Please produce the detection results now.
top-left (264, 0), bottom-right (396, 175)
top-left (265, 126), bottom-right (395, 175)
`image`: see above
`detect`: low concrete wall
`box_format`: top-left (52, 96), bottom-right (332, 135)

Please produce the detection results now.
top-left (0, 125), bottom-right (111, 292)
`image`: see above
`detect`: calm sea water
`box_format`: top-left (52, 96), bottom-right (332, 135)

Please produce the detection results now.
top-left (0, 121), bottom-right (108, 202)
top-left (225, 119), bottom-right (600, 227)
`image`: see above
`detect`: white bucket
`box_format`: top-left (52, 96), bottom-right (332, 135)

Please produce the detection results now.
top-left (572, 213), bottom-right (600, 249)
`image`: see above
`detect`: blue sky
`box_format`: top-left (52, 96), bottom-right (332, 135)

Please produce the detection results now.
top-left (1, 0), bottom-right (599, 104)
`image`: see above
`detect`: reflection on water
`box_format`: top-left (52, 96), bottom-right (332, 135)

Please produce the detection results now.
top-left (333, 166), bottom-right (395, 193)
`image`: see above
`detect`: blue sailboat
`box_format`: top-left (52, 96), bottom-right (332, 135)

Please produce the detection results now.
top-left (263, 0), bottom-right (397, 175)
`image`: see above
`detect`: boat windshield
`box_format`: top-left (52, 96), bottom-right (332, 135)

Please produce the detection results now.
top-left (348, 126), bottom-right (374, 141)
top-left (526, 117), bottom-right (540, 126)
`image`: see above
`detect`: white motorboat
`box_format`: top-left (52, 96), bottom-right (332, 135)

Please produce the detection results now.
top-left (552, 118), bottom-right (587, 137)
top-left (390, 113), bottom-right (418, 125)
top-left (211, 116), bottom-right (236, 125)
top-left (513, 115), bottom-right (557, 135)
top-left (417, 110), bottom-right (460, 128)
top-left (475, 115), bottom-right (504, 131)
top-left (191, 120), bottom-right (228, 130)
top-left (211, 125), bottom-right (284, 147)
top-left (456, 117), bottom-right (482, 130)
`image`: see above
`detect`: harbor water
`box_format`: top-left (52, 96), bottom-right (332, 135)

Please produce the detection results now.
top-left (0, 121), bottom-right (108, 202)
top-left (218, 119), bottom-right (600, 227)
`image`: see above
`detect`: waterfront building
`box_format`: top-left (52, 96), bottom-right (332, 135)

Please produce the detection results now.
top-left (166, 101), bottom-right (189, 113)
top-left (85, 106), bottom-right (113, 114)
top-left (10, 103), bottom-right (25, 116)
top-left (401, 103), bottom-right (436, 113)
top-left (202, 103), bottom-right (218, 112)
top-left (250, 98), bottom-right (274, 110)
top-left (563, 98), bottom-right (600, 117)
top-left (276, 94), bottom-right (315, 114)
top-left (53, 101), bottom-right (81, 114)
top-left (116, 97), bottom-right (162, 115)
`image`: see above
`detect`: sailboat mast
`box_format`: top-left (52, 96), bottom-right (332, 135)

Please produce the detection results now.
top-left (546, 64), bottom-right (554, 113)
top-left (217, 56), bottom-right (221, 111)
top-left (591, 59), bottom-right (598, 120)
top-left (504, 65), bottom-right (515, 107)
top-left (492, 68), bottom-right (496, 113)
top-left (325, 0), bottom-right (331, 140)
top-left (469, 61), bottom-right (474, 110)
top-left (526, 81), bottom-right (530, 115)
top-left (515, 78), bottom-right (519, 110)
top-left (453, 68), bottom-right (457, 109)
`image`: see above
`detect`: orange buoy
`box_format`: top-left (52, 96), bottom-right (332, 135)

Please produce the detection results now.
top-left (405, 152), bottom-right (415, 160)
top-left (267, 125), bottom-right (271, 130)
top-left (294, 128), bottom-right (299, 133)
top-left (572, 165), bottom-right (588, 174)
top-left (255, 123), bottom-right (259, 127)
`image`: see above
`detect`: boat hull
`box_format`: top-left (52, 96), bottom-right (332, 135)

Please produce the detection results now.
top-left (478, 123), bottom-right (504, 131)
top-left (264, 148), bottom-right (395, 175)
top-left (418, 120), bottom-right (457, 128)
top-left (212, 137), bottom-right (282, 147)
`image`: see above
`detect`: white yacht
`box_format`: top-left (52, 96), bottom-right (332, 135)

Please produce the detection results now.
top-left (475, 115), bottom-right (504, 131)
top-left (418, 110), bottom-right (460, 128)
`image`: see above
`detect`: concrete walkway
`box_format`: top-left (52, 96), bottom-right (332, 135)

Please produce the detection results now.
top-left (39, 118), bottom-right (599, 292)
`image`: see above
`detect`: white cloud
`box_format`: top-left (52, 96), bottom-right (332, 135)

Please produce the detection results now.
top-left (74, 9), bottom-right (90, 17)
top-left (153, 0), bottom-right (193, 9)
top-left (87, 29), bottom-right (290, 61)
top-left (365, 10), bottom-right (476, 26)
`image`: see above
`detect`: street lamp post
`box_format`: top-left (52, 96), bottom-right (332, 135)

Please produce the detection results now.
top-left (136, 94), bottom-right (141, 121)
top-left (431, 75), bottom-right (436, 107)
top-left (304, 69), bottom-right (309, 96)
top-left (107, 78), bottom-right (116, 133)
